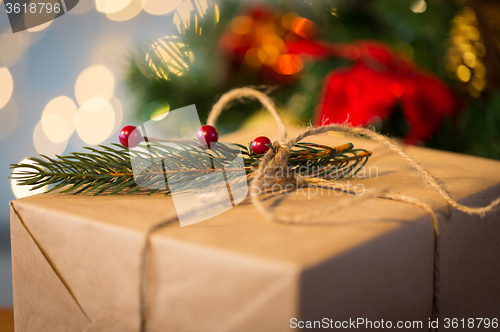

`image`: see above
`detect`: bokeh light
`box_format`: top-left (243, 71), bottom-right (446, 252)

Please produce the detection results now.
top-left (107, 0), bottom-right (142, 21)
top-left (11, 158), bottom-right (48, 199)
top-left (276, 54), bottom-right (303, 75)
top-left (41, 96), bottom-right (78, 143)
top-left (0, 100), bottom-right (18, 141)
top-left (410, 0), bottom-right (427, 13)
top-left (76, 97), bottom-right (115, 145)
top-left (33, 120), bottom-right (68, 157)
top-left (291, 17), bottom-right (316, 39)
top-left (174, 0), bottom-right (198, 33)
top-left (230, 16), bottom-right (253, 35)
top-left (457, 65), bottom-right (471, 82)
top-left (95, 0), bottom-right (132, 14)
top-left (0, 67), bottom-right (14, 109)
top-left (244, 47), bottom-right (264, 68)
top-left (146, 36), bottom-right (194, 79)
top-left (261, 33), bottom-right (285, 63)
top-left (462, 51), bottom-right (475, 67)
top-left (41, 114), bottom-right (68, 143)
top-left (173, 0), bottom-right (219, 34)
top-left (74, 65), bottom-right (115, 106)
top-left (78, 91), bottom-right (122, 134)
top-left (281, 13), bottom-right (299, 30)
top-left (141, 0), bottom-right (181, 16)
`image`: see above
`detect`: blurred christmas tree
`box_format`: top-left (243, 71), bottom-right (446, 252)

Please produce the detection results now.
top-left (126, 0), bottom-right (500, 159)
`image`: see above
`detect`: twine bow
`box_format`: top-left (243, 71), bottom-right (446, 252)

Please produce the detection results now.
top-left (209, 87), bottom-right (500, 220)
top-left (208, 87), bottom-right (500, 330)
top-left (140, 87), bottom-right (500, 332)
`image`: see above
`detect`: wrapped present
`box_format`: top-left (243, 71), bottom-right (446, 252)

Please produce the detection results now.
top-left (10, 125), bottom-right (500, 332)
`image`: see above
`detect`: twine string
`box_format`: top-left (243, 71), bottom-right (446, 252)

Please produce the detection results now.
top-left (206, 87), bottom-right (500, 331)
top-left (140, 218), bottom-right (177, 332)
top-left (205, 88), bottom-right (500, 222)
top-left (207, 87), bottom-right (288, 140)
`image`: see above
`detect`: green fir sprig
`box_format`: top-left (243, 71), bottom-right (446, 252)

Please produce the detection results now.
top-left (10, 141), bottom-right (371, 196)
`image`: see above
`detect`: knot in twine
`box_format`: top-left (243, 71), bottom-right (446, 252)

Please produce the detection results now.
top-left (208, 87), bottom-right (307, 189)
top-left (260, 140), bottom-right (308, 188)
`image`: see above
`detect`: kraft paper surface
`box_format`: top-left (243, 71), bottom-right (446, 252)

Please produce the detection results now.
top-left (10, 125), bottom-right (500, 331)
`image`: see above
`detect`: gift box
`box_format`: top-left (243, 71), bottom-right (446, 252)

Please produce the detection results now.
top-left (10, 126), bottom-right (500, 331)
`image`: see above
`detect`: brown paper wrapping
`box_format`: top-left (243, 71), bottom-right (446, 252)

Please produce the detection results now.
top-left (10, 126), bottom-right (500, 331)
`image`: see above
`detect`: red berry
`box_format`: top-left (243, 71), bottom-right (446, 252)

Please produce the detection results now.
top-left (251, 136), bottom-right (272, 154)
top-left (119, 125), bottom-right (143, 148)
top-left (197, 125), bottom-right (219, 147)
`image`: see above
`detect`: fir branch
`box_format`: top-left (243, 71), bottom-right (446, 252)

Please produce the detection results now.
top-left (10, 141), bottom-right (371, 195)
